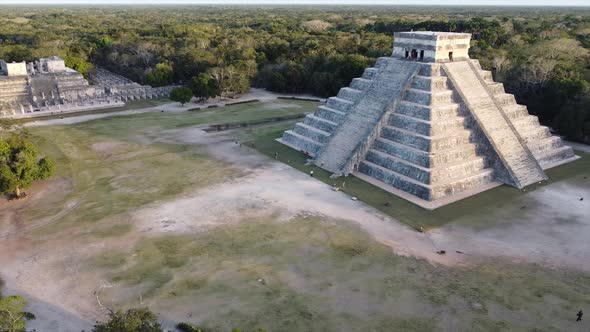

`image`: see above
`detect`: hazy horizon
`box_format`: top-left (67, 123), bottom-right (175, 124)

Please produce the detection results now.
top-left (1, 0), bottom-right (589, 7)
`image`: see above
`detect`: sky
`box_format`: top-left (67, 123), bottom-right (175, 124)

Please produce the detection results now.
top-left (1, 0), bottom-right (589, 6)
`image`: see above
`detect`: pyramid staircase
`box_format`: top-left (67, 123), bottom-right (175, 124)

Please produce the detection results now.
top-left (278, 56), bottom-right (579, 207)
top-left (278, 63), bottom-right (380, 157)
top-left (470, 60), bottom-right (578, 170)
top-left (356, 62), bottom-right (498, 201)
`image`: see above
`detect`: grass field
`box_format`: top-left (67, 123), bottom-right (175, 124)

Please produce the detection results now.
top-left (244, 126), bottom-right (590, 230)
top-left (90, 215), bottom-right (590, 331)
top-left (3, 98), bottom-right (589, 332)
top-left (24, 99), bottom-right (320, 236)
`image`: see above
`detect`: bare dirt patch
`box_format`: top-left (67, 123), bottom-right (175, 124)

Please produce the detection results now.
top-left (91, 141), bottom-right (130, 156)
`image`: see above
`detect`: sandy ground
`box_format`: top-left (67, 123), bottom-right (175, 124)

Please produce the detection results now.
top-left (1, 104), bottom-right (589, 331)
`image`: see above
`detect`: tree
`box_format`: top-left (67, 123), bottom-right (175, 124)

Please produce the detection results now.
top-left (146, 62), bottom-right (174, 87)
top-left (177, 322), bottom-right (205, 332)
top-left (64, 54), bottom-right (95, 78)
top-left (0, 133), bottom-right (54, 199)
top-left (0, 295), bottom-right (36, 332)
top-left (190, 73), bottom-right (219, 101)
top-left (169, 87), bottom-right (193, 106)
top-left (92, 308), bottom-right (162, 332)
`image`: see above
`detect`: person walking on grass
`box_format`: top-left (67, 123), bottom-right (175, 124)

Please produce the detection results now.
top-left (577, 310), bottom-right (583, 322)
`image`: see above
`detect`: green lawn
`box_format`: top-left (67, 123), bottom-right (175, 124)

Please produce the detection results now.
top-left (244, 126), bottom-right (590, 230)
top-left (91, 215), bottom-right (590, 332)
top-left (23, 99), bottom-right (320, 236)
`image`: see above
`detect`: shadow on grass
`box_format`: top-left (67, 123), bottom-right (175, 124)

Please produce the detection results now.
top-left (245, 128), bottom-right (590, 230)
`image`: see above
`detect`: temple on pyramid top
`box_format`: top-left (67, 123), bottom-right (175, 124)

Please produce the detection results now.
top-left (278, 31), bottom-right (579, 209)
top-left (392, 31), bottom-right (471, 62)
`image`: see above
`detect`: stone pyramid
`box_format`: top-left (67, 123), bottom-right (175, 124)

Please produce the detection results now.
top-left (278, 31), bottom-right (579, 209)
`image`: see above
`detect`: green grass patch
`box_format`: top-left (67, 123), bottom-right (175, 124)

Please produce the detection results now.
top-left (91, 223), bottom-right (133, 238)
top-left (93, 216), bottom-right (590, 331)
top-left (93, 252), bottom-right (128, 269)
top-left (244, 126), bottom-right (590, 230)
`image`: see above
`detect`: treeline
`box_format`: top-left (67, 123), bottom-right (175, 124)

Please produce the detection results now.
top-left (0, 6), bottom-right (589, 142)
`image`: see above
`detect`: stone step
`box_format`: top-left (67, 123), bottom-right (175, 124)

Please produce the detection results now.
top-left (366, 149), bottom-right (431, 184)
top-left (303, 114), bottom-right (338, 133)
top-left (527, 136), bottom-right (562, 155)
top-left (280, 130), bottom-right (322, 155)
top-left (430, 130), bottom-right (475, 151)
top-left (429, 104), bottom-right (464, 120)
top-left (430, 156), bottom-right (488, 184)
top-left (418, 63), bottom-right (443, 77)
top-left (395, 101), bottom-right (432, 120)
top-left (0, 86), bottom-right (28, 92)
top-left (411, 75), bottom-right (449, 92)
top-left (326, 96), bottom-right (354, 112)
top-left (293, 123), bottom-right (331, 143)
top-left (430, 167), bottom-right (495, 200)
top-left (390, 113), bottom-right (469, 136)
top-left (403, 88), bottom-right (453, 106)
top-left (350, 78), bottom-right (372, 91)
top-left (479, 70), bottom-right (493, 82)
top-left (537, 146), bottom-right (576, 168)
top-left (382, 126), bottom-right (473, 152)
top-left (0, 90), bottom-right (29, 97)
top-left (520, 126), bottom-right (552, 142)
top-left (359, 160), bottom-right (431, 199)
top-left (313, 58), bottom-right (420, 175)
top-left (381, 126), bottom-right (431, 151)
top-left (374, 57), bottom-right (390, 68)
top-left (511, 115), bottom-right (540, 131)
top-left (362, 68), bottom-right (379, 79)
top-left (366, 148), bottom-right (488, 185)
top-left (396, 101), bottom-right (464, 121)
top-left (504, 104), bottom-right (529, 120)
top-left (315, 105), bottom-right (346, 123)
top-left (359, 159), bottom-right (495, 200)
top-left (487, 82), bottom-right (505, 95)
top-left (429, 142), bottom-right (480, 167)
top-left (373, 137), bottom-right (430, 167)
top-left (389, 114), bottom-right (432, 136)
top-left (495, 93), bottom-right (517, 107)
top-left (337, 87), bottom-right (363, 102)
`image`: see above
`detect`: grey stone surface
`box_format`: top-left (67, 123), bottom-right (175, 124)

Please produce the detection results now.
top-left (314, 58), bottom-right (420, 174)
top-left (443, 60), bottom-right (547, 188)
top-left (0, 59), bottom-right (175, 117)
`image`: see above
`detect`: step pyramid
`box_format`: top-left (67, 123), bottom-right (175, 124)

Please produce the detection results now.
top-left (278, 31), bottom-right (579, 209)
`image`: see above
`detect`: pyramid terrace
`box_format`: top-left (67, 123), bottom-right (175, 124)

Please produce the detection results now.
top-left (278, 31), bottom-right (579, 209)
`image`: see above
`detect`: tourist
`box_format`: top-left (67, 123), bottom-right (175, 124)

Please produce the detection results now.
top-left (274, 152), bottom-right (278, 160)
top-left (310, 170), bottom-right (314, 177)
top-left (577, 310), bottom-right (583, 321)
